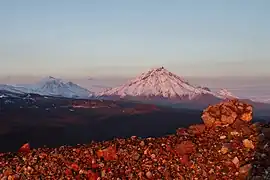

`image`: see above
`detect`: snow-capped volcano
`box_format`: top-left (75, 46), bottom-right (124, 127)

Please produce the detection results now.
top-left (30, 76), bottom-right (93, 98)
top-left (98, 67), bottom-right (220, 101)
top-left (217, 89), bottom-right (238, 99)
top-left (0, 77), bottom-right (93, 98)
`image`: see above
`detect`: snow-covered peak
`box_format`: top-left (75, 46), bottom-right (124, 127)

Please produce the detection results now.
top-left (30, 77), bottom-right (93, 98)
top-left (0, 76), bottom-right (94, 99)
top-left (98, 67), bottom-right (218, 100)
top-left (217, 89), bottom-right (238, 99)
top-left (132, 67), bottom-right (187, 84)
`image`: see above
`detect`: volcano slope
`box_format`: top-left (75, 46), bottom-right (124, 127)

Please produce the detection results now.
top-left (1, 99), bottom-right (270, 179)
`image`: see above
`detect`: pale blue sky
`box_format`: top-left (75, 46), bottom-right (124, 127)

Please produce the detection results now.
top-left (0, 0), bottom-right (270, 78)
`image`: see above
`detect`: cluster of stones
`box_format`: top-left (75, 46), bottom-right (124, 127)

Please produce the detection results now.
top-left (201, 99), bottom-right (253, 128)
top-left (0, 99), bottom-right (270, 179)
top-left (200, 99), bottom-right (270, 179)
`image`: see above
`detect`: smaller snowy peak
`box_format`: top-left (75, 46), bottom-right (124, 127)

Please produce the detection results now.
top-left (0, 77), bottom-right (93, 99)
top-left (30, 76), bottom-right (93, 98)
top-left (217, 89), bottom-right (238, 99)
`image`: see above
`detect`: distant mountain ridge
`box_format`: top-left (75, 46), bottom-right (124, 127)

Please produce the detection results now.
top-left (0, 76), bottom-right (93, 98)
top-left (0, 69), bottom-right (269, 107)
top-left (31, 76), bottom-right (93, 98)
top-left (97, 67), bottom-right (270, 111)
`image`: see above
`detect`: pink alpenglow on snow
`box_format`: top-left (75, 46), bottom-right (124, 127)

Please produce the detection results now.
top-left (98, 67), bottom-right (219, 100)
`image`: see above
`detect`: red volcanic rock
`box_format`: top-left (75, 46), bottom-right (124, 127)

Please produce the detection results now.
top-left (91, 163), bottom-right (99, 169)
top-left (201, 99), bottom-right (253, 128)
top-left (180, 155), bottom-right (192, 166)
top-left (71, 163), bottom-right (79, 171)
top-left (87, 170), bottom-right (99, 180)
top-left (96, 146), bottom-right (117, 161)
top-left (175, 141), bottom-right (195, 155)
top-left (65, 169), bottom-right (72, 176)
top-left (188, 124), bottom-right (206, 135)
top-left (96, 150), bottom-right (103, 158)
top-left (18, 143), bottom-right (30, 153)
top-left (176, 128), bottom-right (189, 136)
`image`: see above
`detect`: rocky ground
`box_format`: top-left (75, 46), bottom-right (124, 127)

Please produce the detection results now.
top-left (1, 99), bottom-right (270, 179)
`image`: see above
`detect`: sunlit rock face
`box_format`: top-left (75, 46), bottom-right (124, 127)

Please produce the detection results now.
top-left (201, 99), bottom-right (253, 128)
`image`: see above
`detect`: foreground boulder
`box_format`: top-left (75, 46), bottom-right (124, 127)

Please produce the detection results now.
top-left (201, 99), bottom-right (253, 128)
top-left (18, 143), bottom-right (30, 153)
top-left (0, 100), bottom-right (269, 179)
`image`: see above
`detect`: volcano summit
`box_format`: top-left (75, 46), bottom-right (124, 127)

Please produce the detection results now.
top-left (98, 67), bottom-right (222, 103)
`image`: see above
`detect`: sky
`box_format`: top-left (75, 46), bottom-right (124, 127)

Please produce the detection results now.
top-left (0, 0), bottom-right (270, 78)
